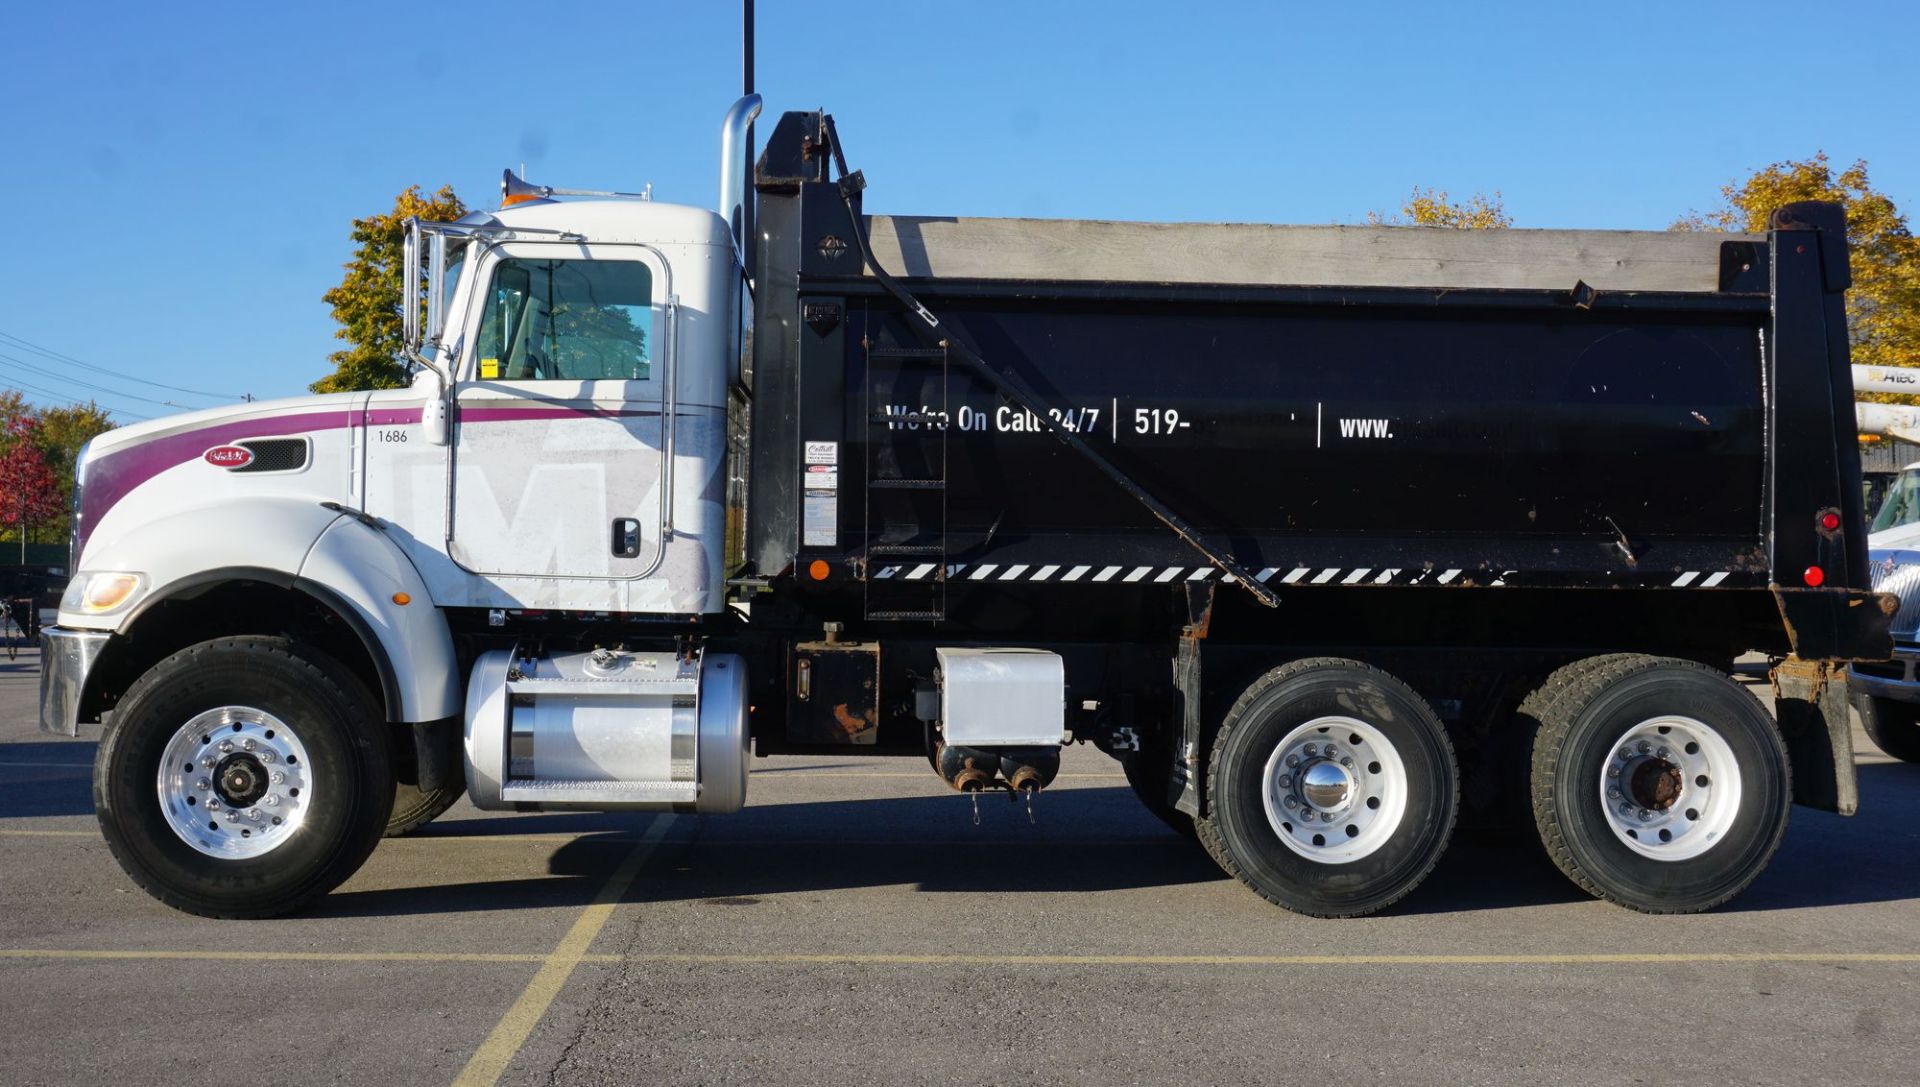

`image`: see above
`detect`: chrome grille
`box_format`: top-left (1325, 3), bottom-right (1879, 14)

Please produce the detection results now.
top-left (1868, 555), bottom-right (1920, 643)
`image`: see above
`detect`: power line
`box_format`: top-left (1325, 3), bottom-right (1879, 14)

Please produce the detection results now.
top-left (0, 381), bottom-right (152, 422)
top-left (0, 351), bottom-right (202, 410)
top-left (0, 329), bottom-right (242, 401)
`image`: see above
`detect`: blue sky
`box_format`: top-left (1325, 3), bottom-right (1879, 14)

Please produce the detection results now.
top-left (2, 0), bottom-right (1916, 418)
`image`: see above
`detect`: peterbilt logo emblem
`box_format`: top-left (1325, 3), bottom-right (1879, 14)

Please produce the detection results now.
top-left (204, 445), bottom-right (254, 469)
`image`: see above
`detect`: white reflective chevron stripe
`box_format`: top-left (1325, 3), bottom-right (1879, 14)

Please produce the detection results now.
top-left (1093, 566), bottom-right (1123, 582)
top-left (1154, 567), bottom-right (1183, 583)
top-left (1374, 569), bottom-right (1399, 584)
top-left (1438, 569), bottom-right (1462, 584)
top-left (875, 566), bottom-right (899, 579)
top-left (1282, 568), bottom-right (1311, 584)
top-left (1033, 565), bottom-right (1060, 581)
top-left (906, 564), bottom-right (936, 580)
top-left (1063, 565), bottom-right (1092, 581)
top-left (969, 565), bottom-right (998, 580)
top-left (1188, 568), bottom-right (1214, 581)
top-left (1672, 571), bottom-right (1700, 587)
top-left (1124, 567), bottom-right (1153, 582)
top-left (1701, 571), bottom-right (1729, 587)
top-left (1255, 567), bottom-right (1279, 582)
top-left (1000, 564), bottom-right (1030, 580)
top-left (1311, 568), bottom-right (1339, 584)
top-left (1342, 568), bottom-right (1371, 584)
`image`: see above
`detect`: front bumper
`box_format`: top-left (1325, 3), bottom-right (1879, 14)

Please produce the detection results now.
top-left (1848, 646), bottom-right (1920, 705)
top-left (39, 626), bottom-right (112, 736)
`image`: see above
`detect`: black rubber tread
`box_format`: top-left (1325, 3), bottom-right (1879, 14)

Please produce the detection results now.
top-left (94, 637), bottom-right (392, 919)
top-left (384, 779), bottom-right (465, 837)
top-left (1120, 748), bottom-right (1198, 840)
top-left (1196, 657), bottom-right (1459, 918)
top-left (1505, 653), bottom-right (1652, 832)
top-left (1862, 698), bottom-right (1920, 763)
top-left (1528, 654), bottom-right (1790, 913)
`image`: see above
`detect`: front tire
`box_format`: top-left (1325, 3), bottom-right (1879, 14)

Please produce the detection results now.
top-left (1529, 656), bottom-right (1789, 913)
top-left (1861, 697), bottom-right (1920, 763)
top-left (94, 637), bottom-right (392, 918)
top-left (1199, 658), bottom-right (1459, 917)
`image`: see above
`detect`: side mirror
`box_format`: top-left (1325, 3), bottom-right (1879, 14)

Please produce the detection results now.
top-left (402, 219), bottom-right (423, 352)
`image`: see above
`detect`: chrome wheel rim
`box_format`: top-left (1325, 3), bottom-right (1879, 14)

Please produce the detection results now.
top-left (155, 707), bottom-right (313, 859)
top-left (1596, 715), bottom-right (1741, 862)
top-left (1260, 716), bottom-right (1408, 864)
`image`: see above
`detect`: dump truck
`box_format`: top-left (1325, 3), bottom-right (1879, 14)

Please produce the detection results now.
top-left (42, 97), bottom-right (1891, 919)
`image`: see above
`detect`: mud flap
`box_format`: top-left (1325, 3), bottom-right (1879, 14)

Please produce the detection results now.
top-left (1772, 658), bottom-right (1857, 815)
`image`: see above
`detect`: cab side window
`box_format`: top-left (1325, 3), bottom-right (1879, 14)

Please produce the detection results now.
top-left (475, 258), bottom-right (653, 381)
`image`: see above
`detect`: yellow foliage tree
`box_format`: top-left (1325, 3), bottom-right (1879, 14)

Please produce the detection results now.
top-left (313, 185), bottom-right (467, 393)
top-left (1675, 154), bottom-right (1920, 374)
top-left (1369, 188), bottom-right (1512, 230)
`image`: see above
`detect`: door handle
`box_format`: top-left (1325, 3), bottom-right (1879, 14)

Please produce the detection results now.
top-left (611, 518), bottom-right (641, 558)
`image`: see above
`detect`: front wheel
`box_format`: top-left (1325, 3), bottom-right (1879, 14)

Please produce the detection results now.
top-left (94, 637), bottom-right (392, 918)
top-left (1199, 658), bottom-right (1459, 917)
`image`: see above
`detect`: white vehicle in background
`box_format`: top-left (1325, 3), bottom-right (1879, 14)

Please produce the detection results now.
top-left (1852, 460), bottom-right (1920, 762)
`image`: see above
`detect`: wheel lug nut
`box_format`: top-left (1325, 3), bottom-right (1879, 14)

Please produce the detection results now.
top-left (248, 809), bottom-right (262, 820)
top-left (242, 738), bottom-right (257, 751)
top-left (1283, 796), bottom-right (1298, 809)
top-left (195, 778), bottom-right (210, 791)
top-left (271, 772), bottom-right (286, 784)
top-left (1607, 764), bottom-right (1621, 778)
top-left (1322, 747), bottom-right (1339, 760)
top-left (1619, 803), bottom-right (1634, 815)
top-left (1608, 786), bottom-right (1622, 799)
top-left (1285, 755), bottom-right (1299, 768)
top-left (265, 795), bottom-right (279, 807)
top-left (218, 740), bottom-right (234, 753)
top-left (1279, 775), bottom-right (1293, 788)
top-left (1637, 740), bottom-right (1652, 754)
top-left (225, 812), bottom-right (239, 823)
top-left (200, 757), bottom-right (216, 769)
top-left (259, 751), bottom-right (275, 763)
top-left (1619, 747), bottom-right (1634, 761)
top-left (1341, 757), bottom-right (1354, 768)
top-left (1303, 743), bottom-right (1317, 756)
top-left (1655, 747), bottom-right (1669, 759)
top-left (1638, 808), bottom-right (1653, 820)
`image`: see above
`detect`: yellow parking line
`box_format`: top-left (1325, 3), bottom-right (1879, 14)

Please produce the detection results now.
top-left (6, 947), bottom-right (1913, 970)
top-left (582, 951), bottom-right (1920, 967)
top-left (0, 949), bottom-right (544, 964)
top-left (450, 814), bottom-right (674, 1087)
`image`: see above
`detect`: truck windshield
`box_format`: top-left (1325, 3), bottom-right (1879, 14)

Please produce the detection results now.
top-left (1872, 467), bottom-right (1920, 534)
top-left (476, 257), bottom-right (653, 381)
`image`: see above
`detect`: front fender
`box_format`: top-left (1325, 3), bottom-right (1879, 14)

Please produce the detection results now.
top-left (67, 497), bottom-right (345, 631)
top-left (298, 515), bottom-right (460, 723)
top-left (68, 497), bottom-right (460, 724)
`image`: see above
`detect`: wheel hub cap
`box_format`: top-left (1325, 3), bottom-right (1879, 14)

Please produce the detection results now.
top-left (1597, 715), bottom-right (1743, 862)
top-left (155, 707), bottom-right (312, 859)
top-left (1260, 717), bottom-right (1409, 865)
top-left (1299, 760), bottom-right (1353, 811)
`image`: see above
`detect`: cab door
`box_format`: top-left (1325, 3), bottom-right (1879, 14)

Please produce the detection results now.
top-left (447, 241), bottom-right (673, 587)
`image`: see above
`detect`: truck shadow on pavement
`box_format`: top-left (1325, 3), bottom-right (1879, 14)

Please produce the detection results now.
top-left (307, 766), bottom-right (1920, 919)
top-left (0, 740), bottom-right (97, 818)
top-left (8, 748), bottom-right (1919, 917)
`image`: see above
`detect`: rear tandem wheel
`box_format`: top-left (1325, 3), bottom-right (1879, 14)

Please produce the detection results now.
top-left (1198, 658), bottom-right (1460, 918)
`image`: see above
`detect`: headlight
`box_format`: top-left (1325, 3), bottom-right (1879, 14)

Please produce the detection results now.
top-left (61, 572), bottom-right (145, 616)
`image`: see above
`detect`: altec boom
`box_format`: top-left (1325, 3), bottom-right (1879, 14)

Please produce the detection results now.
top-left (41, 99), bottom-right (1891, 919)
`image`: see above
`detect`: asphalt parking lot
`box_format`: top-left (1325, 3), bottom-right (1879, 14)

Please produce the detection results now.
top-left (4, 647), bottom-right (1919, 1086)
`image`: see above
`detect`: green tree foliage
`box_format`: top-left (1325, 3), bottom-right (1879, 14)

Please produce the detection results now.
top-left (313, 185), bottom-right (466, 393)
top-left (1676, 154), bottom-right (1919, 378)
top-left (1369, 188), bottom-right (1512, 229)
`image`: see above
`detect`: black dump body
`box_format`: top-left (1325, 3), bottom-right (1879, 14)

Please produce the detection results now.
top-left (742, 110), bottom-right (1888, 669)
